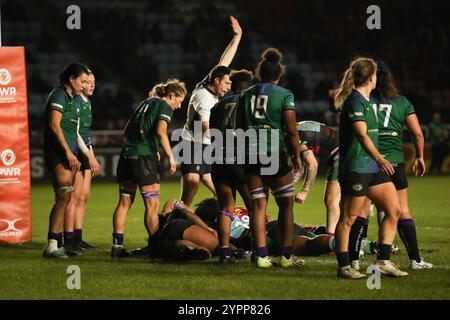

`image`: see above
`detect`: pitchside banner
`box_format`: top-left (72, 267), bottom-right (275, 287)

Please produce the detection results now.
top-left (0, 47), bottom-right (32, 243)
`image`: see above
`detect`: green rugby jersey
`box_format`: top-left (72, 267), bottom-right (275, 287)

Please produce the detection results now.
top-left (121, 98), bottom-right (173, 156)
top-left (374, 94), bottom-right (415, 163)
top-left (44, 86), bottom-right (80, 153)
top-left (239, 82), bottom-right (295, 154)
top-left (339, 89), bottom-right (379, 175)
top-left (74, 95), bottom-right (93, 146)
top-left (210, 93), bottom-right (240, 133)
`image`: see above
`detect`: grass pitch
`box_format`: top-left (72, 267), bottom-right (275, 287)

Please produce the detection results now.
top-left (0, 176), bottom-right (449, 300)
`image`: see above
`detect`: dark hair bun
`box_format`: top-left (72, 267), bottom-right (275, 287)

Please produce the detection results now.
top-left (262, 48), bottom-right (282, 63)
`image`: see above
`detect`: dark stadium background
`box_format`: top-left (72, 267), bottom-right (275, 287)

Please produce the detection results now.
top-left (2, 0), bottom-right (449, 180)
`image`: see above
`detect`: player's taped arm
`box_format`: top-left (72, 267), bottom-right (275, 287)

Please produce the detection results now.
top-left (217, 16), bottom-right (242, 67)
top-left (300, 149), bottom-right (318, 192)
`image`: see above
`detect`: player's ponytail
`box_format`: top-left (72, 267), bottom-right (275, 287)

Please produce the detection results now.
top-left (256, 47), bottom-right (286, 82)
top-left (334, 68), bottom-right (355, 109)
top-left (149, 79), bottom-right (187, 98)
top-left (334, 57), bottom-right (377, 109)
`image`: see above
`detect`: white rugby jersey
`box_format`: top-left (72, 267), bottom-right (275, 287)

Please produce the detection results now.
top-left (181, 77), bottom-right (218, 145)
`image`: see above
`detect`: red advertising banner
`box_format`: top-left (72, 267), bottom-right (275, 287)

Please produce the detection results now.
top-left (0, 47), bottom-right (32, 243)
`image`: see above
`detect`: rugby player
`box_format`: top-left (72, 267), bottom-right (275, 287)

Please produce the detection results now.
top-left (236, 48), bottom-right (302, 268)
top-left (64, 69), bottom-right (101, 253)
top-left (334, 57), bottom-right (408, 279)
top-left (111, 79), bottom-right (186, 258)
top-left (178, 16), bottom-right (243, 206)
top-left (42, 63), bottom-right (89, 259)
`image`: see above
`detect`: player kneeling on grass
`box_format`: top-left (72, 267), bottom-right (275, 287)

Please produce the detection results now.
top-left (111, 79), bottom-right (186, 258)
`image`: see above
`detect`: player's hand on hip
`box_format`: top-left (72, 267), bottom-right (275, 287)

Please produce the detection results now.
top-left (67, 151), bottom-right (80, 173)
top-left (377, 157), bottom-right (395, 176)
top-left (90, 157), bottom-right (101, 177)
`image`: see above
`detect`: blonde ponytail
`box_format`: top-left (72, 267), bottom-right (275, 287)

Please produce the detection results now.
top-left (334, 57), bottom-right (377, 109)
top-left (334, 68), bottom-right (354, 109)
top-left (149, 79), bottom-right (187, 98)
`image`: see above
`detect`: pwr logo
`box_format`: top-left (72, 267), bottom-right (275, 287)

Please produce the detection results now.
top-left (0, 218), bottom-right (24, 237)
top-left (0, 68), bottom-right (12, 85)
top-left (0, 68), bottom-right (17, 103)
top-left (1, 149), bottom-right (16, 166)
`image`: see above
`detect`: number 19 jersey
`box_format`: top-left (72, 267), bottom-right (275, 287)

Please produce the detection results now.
top-left (239, 82), bottom-right (295, 154)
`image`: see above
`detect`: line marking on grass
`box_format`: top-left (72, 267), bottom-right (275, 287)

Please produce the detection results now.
top-left (420, 227), bottom-right (450, 231)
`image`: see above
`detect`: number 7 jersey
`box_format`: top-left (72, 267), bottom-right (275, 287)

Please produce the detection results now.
top-left (373, 94), bottom-right (415, 163)
top-left (238, 82), bottom-right (295, 154)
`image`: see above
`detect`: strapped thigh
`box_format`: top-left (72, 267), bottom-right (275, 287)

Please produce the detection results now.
top-left (119, 187), bottom-right (136, 201)
top-left (250, 186), bottom-right (269, 200)
top-left (272, 182), bottom-right (295, 198)
top-left (141, 189), bottom-right (160, 199)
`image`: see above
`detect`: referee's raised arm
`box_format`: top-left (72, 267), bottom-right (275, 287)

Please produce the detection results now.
top-left (216, 15), bottom-right (242, 67)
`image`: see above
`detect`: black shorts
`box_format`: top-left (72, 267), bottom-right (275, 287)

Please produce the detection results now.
top-left (161, 218), bottom-right (195, 241)
top-left (339, 171), bottom-right (391, 197)
top-left (390, 163), bottom-right (408, 190)
top-left (43, 142), bottom-right (76, 171)
top-left (178, 140), bottom-right (212, 176)
top-left (211, 162), bottom-right (247, 186)
top-left (77, 149), bottom-right (91, 171)
top-left (243, 152), bottom-right (292, 178)
top-left (116, 154), bottom-right (160, 185)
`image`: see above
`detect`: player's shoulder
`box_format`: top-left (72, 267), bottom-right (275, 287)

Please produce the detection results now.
top-left (191, 85), bottom-right (216, 103)
top-left (49, 86), bottom-right (68, 100)
top-left (344, 90), bottom-right (366, 108)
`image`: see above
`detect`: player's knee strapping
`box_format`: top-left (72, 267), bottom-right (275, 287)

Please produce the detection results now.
top-left (141, 190), bottom-right (160, 199)
top-left (272, 182), bottom-right (295, 198)
top-left (173, 200), bottom-right (184, 209)
top-left (58, 185), bottom-right (74, 194)
top-left (119, 187), bottom-right (136, 202)
top-left (250, 187), bottom-right (269, 200)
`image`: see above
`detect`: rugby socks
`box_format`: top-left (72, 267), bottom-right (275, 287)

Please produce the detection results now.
top-left (397, 219), bottom-right (420, 262)
top-left (113, 233), bottom-right (124, 247)
top-left (219, 246), bottom-right (231, 259)
top-left (349, 216), bottom-right (367, 261)
top-left (337, 251), bottom-right (350, 267)
top-left (64, 232), bottom-right (74, 246)
top-left (48, 232), bottom-right (63, 249)
top-left (74, 229), bottom-right (83, 242)
top-left (281, 246), bottom-right (292, 259)
top-left (376, 243), bottom-right (391, 261)
top-left (256, 247), bottom-right (268, 258)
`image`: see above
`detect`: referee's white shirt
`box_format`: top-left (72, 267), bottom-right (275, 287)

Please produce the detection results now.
top-left (181, 80), bottom-right (218, 145)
